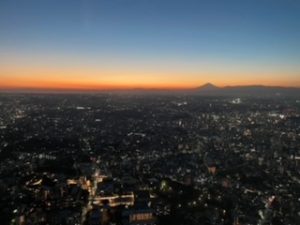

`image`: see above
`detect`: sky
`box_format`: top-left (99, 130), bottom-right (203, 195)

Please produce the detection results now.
top-left (0, 0), bottom-right (300, 90)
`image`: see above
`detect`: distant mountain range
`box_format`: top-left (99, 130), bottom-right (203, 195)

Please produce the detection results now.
top-left (192, 83), bottom-right (300, 97)
top-left (1, 83), bottom-right (300, 97)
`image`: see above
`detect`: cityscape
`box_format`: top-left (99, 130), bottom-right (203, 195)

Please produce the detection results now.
top-left (0, 90), bottom-right (299, 225)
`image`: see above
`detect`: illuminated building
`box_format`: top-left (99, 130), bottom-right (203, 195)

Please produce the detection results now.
top-left (93, 193), bottom-right (135, 207)
top-left (122, 207), bottom-right (155, 225)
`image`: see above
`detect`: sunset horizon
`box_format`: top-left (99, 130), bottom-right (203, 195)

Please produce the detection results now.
top-left (1, 66), bottom-right (299, 91)
top-left (1, 77), bottom-right (300, 92)
top-left (1, 81), bottom-right (300, 92)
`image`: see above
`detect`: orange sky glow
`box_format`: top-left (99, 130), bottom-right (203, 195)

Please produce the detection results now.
top-left (1, 66), bottom-right (299, 91)
top-left (1, 75), bottom-right (299, 91)
top-left (1, 59), bottom-right (300, 91)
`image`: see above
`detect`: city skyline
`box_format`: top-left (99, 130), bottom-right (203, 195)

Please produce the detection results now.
top-left (1, 0), bottom-right (300, 90)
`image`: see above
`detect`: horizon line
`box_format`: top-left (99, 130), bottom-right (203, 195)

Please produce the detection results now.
top-left (1, 83), bottom-right (300, 93)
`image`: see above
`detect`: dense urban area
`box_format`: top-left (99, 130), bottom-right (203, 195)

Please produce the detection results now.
top-left (0, 93), bottom-right (299, 225)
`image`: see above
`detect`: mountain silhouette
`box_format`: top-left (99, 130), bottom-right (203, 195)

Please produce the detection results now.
top-left (196, 83), bottom-right (219, 91)
top-left (194, 83), bottom-right (300, 96)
